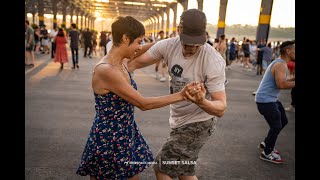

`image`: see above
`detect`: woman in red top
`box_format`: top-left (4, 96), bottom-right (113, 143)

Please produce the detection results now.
top-left (54, 28), bottom-right (68, 69)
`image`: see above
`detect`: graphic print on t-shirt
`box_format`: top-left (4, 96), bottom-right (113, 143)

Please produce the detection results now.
top-left (171, 64), bottom-right (183, 77)
top-left (170, 64), bottom-right (192, 94)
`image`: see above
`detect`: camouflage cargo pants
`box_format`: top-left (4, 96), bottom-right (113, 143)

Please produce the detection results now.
top-left (153, 117), bottom-right (217, 178)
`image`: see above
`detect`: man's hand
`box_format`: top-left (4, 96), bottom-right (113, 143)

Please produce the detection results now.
top-left (180, 82), bottom-right (200, 101)
top-left (185, 83), bottom-right (206, 104)
top-left (288, 77), bottom-right (295, 81)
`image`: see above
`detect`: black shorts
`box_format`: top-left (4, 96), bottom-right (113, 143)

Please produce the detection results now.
top-left (229, 52), bottom-right (236, 61)
top-left (26, 44), bottom-right (34, 52)
top-left (256, 57), bottom-right (263, 65)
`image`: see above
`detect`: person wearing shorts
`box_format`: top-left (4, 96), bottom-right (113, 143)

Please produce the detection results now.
top-left (40, 25), bottom-right (50, 54)
top-left (128, 9), bottom-right (227, 180)
top-left (256, 40), bottom-right (266, 75)
top-left (259, 42), bottom-right (273, 75)
top-left (154, 117), bottom-right (217, 178)
top-left (25, 20), bottom-right (35, 67)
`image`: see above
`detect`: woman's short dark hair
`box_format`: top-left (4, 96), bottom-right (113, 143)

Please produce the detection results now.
top-left (111, 16), bottom-right (145, 46)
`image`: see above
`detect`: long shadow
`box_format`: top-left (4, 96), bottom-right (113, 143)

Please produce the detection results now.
top-left (25, 58), bottom-right (54, 80)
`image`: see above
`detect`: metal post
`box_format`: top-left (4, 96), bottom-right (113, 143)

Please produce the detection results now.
top-left (216, 0), bottom-right (228, 39)
top-left (256, 0), bottom-right (274, 43)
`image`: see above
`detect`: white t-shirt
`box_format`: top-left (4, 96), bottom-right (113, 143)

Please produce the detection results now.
top-left (147, 37), bottom-right (226, 128)
top-left (50, 29), bottom-right (58, 43)
top-left (106, 40), bottom-right (113, 54)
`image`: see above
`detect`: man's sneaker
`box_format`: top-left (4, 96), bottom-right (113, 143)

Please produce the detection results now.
top-left (155, 72), bottom-right (159, 79)
top-left (159, 76), bottom-right (166, 82)
top-left (285, 105), bottom-right (295, 112)
top-left (224, 79), bottom-right (229, 85)
top-left (258, 142), bottom-right (280, 154)
top-left (260, 151), bottom-right (283, 164)
top-left (252, 91), bottom-right (257, 96)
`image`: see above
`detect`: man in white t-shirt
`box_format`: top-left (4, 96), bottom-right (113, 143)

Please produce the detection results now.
top-left (128, 9), bottom-right (227, 180)
top-left (106, 34), bottom-right (113, 54)
top-left (49, 26), bottom-right (58, 58)
top-left (154, 30), bottom-right (167, 82)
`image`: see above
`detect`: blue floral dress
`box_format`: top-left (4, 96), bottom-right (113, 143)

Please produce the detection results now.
top-left (76, 65), bottom-right (154, 179)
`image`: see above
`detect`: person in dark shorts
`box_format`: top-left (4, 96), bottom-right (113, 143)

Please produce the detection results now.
top-left (25, 20), bottom-right (35, 67)
top-left (256, 39), bottom-right (266, 75)
top-left (242, 38), bottom-right (251, 71)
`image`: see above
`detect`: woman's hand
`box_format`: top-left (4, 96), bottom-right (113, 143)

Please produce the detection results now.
top-left (180, 81), bottom-right (199, 101)
top-left (185, 83), bottom-right (207, 104)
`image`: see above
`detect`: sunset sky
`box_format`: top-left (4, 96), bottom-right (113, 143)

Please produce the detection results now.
top-left (195, 0), bottom-right (295, 28)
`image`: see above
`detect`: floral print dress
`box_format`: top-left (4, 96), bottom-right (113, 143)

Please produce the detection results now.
top-left (76, 65), bottom-right (154, 179)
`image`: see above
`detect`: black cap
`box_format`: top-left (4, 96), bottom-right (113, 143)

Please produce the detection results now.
top-left (179, 9), bottom-right (207, 45)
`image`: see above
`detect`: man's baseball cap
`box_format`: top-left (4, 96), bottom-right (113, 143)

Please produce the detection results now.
top-left (179, 9), bottom-right (207, 45)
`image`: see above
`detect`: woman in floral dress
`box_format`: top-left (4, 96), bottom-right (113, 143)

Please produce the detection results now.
top-left (76, 16), bottom-right (198, 180)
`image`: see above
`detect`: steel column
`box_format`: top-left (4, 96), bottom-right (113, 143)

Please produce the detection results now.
top-left (256, 0), bottom-right (274, 43)
top-left (216, 0), bottom-right (228, 38)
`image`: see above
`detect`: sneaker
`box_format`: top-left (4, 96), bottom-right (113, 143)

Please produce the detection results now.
top-left (258, 142), bottom-right (280, 154)
top-left (159, 77), bottom-right (166, 82)
top-left (260, 151), bottom-right (283, 164)
top-left (155, 72), bottom-right (159, 79)
top-left (252, 91), bottom-right (257, 96)
top-left (285, 105), bottom-right (295, 112)
top-left (224, 79), bottom-right (229, 85)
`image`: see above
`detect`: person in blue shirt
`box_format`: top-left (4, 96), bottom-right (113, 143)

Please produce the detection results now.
top-left (255, 41), bottom-right (295, 164)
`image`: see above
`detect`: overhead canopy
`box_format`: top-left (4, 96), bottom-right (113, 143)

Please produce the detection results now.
top-left (25, 0), bottom-right (181, 21)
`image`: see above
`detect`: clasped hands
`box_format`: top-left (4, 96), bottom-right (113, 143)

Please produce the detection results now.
top-left (181, 82), bottom-right (207, 104)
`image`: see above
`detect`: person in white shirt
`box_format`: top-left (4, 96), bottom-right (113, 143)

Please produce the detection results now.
top-left (49, 26), bottom-right (58, 58)
top-left (106, 34), bottom-right (113, 54)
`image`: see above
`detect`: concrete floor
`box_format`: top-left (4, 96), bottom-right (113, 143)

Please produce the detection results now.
top-left (25, 48), bottom-right (295, 180)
